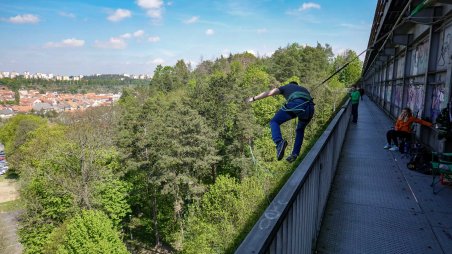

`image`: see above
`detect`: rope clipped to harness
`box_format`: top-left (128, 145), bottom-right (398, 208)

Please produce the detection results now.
top-left (281, 91), bottom-right (313, 112)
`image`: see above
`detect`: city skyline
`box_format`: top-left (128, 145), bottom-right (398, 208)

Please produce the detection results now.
top-left (0, 70), bottom-right (151, 80)
top-left (0, 0), bottom-right (377, 76)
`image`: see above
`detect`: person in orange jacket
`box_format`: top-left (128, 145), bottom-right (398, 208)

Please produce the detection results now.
top-left (384, 107), bottom-right (432, 151)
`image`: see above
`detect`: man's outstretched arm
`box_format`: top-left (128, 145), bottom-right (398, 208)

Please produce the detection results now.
top-left (246, 88), bottom-right (280, 103)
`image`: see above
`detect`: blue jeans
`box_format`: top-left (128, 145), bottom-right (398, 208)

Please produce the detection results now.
top-left (269, 99), bottom-right (315, 156)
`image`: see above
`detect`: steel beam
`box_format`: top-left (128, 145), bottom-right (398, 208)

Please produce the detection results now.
top-left (384, 48), bottom-right (396, 56)
top-left (392, 34), bottom-right (413, 46)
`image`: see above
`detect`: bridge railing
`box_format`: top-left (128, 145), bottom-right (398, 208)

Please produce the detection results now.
top-left (235, 101), bottom-right (351, 254)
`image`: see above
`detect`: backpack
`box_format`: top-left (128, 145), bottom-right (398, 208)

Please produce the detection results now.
top-left (406, 144), bottom-right (432, 174)
top-left (436, 101), bottom-right (452, 140)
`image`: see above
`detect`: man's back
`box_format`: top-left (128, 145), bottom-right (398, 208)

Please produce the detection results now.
top-left (350, 90), bottom-right (360, 104)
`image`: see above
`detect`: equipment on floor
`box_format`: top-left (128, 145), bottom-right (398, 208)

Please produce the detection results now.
top-left (406, 143), bottom-right (431, 175)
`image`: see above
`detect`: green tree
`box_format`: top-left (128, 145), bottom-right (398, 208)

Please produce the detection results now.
top-left (0, 114), bottom-right (47, 155)
top-left (18, 109), bottom-right (130, 254)
top-left (333, 49), bottom-right (362, 86)
top-left (45, 210), bottom-right (128, 254)
top-left (268, 43), bottom-right (333, 84)
top-left (269, 43), bottom-right (304, 82)
top-left (188, 67), bottom-right (263, 179)
top-left (115, 90), bottom-right (220, 248)
top-left (151, 65), bottom-right (175, 92)
top-left (174, 60), bottom-right (190, 87)
top-left (182, 175), bottom-right (267, 254)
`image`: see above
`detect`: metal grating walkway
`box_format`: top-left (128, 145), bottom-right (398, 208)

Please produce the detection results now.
top-left (315, 98), bottom-right (452, 254)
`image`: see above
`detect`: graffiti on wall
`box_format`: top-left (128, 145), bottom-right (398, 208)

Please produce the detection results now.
top-left (407, 84), bottom-right (425, 116)
top-left (386, 84), bottom-right (392, 102)
top-left (438, 25), bottom-right (452, 67)
top-left (388, 62), bottom-right (394, 79)
top-left (431, 85), bottom-right (445, 122)
top-left (412, 41), bottom-right (429, 75)
top-left (393, 84), bottom-right (403, 107)
top-left (397, 57), bottom-right (405, 78)
top-left (380, 84), bottom-right (384, 99)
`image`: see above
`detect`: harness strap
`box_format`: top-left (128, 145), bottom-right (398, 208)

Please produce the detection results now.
top-left (286, 91), bottom-right (312, 102)
top-left (282, 91), bottom-right (314, 112)
top-left (281, 100), bottom-right (309, 112)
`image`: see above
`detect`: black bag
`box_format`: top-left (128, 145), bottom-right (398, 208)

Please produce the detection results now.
top-left (406, 145), bottom-right (432, 175)
top-left (436, 103), bottom-right (452, 140)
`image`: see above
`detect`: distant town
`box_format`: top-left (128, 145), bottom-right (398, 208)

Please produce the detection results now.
top-left (0, 71), bottom-right (152, 81)
top-left (0, 71), bottom-right (155, 118)
top-left (0, 86), bottom-right (121, 118)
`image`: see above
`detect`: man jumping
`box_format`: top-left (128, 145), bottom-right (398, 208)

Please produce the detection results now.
top-left (246, 81), bottom-right (315, 163)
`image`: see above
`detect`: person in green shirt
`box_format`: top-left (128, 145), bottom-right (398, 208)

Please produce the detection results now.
top-left (349, 85), bottom-right (361, 123)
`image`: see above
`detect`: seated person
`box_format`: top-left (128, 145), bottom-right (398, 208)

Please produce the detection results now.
top-left (384, 107), bottom-right (432, 151)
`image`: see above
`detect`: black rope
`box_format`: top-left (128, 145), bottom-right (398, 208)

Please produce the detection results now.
top-left (311, 48), bottom-right (369, 93)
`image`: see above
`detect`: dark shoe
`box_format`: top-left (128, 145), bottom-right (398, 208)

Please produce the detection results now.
top-left (286, 154), bottom-right (297, 163)
top-left (276, 140), bottom-right (288, 161)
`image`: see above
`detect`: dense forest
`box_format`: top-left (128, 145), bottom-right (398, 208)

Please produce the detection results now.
top-left (0, 75), bottom-right (150, 94)
top-left (0, 43), bottom-right (362, 254)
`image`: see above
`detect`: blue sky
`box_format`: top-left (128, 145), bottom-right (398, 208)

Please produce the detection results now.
top-left (0, 0), bottom-right (377, 76)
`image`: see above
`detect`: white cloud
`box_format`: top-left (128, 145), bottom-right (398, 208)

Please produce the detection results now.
top-left (148, 36), bottom-right (160, 42)
top-left (298, 2), bottom-right (321, 11)
top-left (120, 33), bottom-right (132, 39)
top-left (7, 14), bottom-right (39, 24)
top-left (257, 28), bottom-right (267, 34)
top-left (120, 30), bottom-right (144, 39)
top-left (333, 47), bottom-right (347, 56)
top-left (44, 38), bottom-right (85, 48)
top-left (339, 23), bottom-right (371, 30)
top-left (133, 30), bottom-right (144, 37)
top-left (225, 2), bottom-right (254, 17)
top-left (221, 49), bottom-right (231, 57)
top-left (246, 50), bottom-right (257, 56)
top-left (137, 0), bottom-right (163, 9)
top-left (108, 9), bottom-right (132, 22)
top-left (149, 58), bottom-right (165, 65)
top-left (94, 37), bottom-right (127, 49)
top-left (59, 12), bottom-right (75, 18)
top-left (184, 16), bottom-right (199, 24)
top-left (263, 51), bottom-right (274, 57)
top-left (136, 0), bottom-right (164, 19)
top-left (205, 29), bottom-right (214, 36)
top-left (146, 9), bottom-right (162, 18)
top-left (187, 60), bottom-right (197, 67)
top-left (160, 50), bottom-right (175, 57)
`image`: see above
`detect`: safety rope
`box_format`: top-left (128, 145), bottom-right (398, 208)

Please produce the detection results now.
top-left (281, 100), bottom-right (309, 112)
top-left (248, 140), bottom-right (257, 165)
top-left (311, 48), bottom-right (369, 94)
